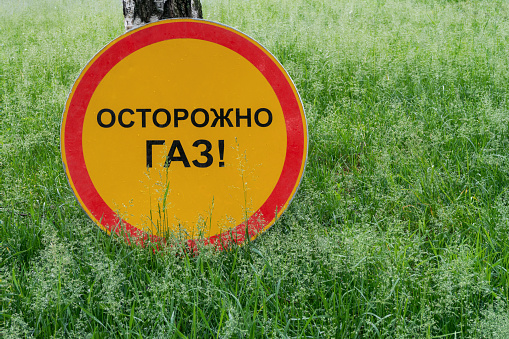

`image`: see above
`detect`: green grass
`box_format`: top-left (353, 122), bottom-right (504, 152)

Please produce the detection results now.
top-left (2, 0), bottom-right (509, 337)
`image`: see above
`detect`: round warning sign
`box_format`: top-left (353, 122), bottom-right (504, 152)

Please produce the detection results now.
top-left (61, 19), bottom-right (307, 248)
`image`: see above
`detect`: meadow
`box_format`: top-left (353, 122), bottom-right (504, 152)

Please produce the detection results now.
top-left (2, 0), bottom-right (509, 337)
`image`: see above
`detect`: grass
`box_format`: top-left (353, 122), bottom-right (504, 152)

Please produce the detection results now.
top-left (2, 0), bottom-right (509, 337)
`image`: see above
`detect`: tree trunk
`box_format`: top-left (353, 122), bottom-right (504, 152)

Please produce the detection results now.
top-left (123, 0), bottom-right (203, 31)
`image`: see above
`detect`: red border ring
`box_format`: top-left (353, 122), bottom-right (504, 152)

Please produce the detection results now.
top-left (61, 19), bottom-right (307, 248)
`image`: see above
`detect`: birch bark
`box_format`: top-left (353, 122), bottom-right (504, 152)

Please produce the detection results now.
top-left (123, 0), bottom-right (203, 31)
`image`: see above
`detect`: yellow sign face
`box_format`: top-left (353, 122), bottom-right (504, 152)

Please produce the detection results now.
top-left (62, 20), bottom-right (307, 247)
